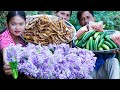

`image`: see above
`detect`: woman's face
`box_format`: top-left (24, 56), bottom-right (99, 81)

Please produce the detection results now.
top-left (79, 11), bottom-right (95, 26)
top-left (56, 11), bottom-right (71, 21)
top-left (7, 15), bottom-right (26, 36)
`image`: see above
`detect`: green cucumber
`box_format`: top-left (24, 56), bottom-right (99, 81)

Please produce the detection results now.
top-left (94, 31), bottom-right (100, 39)
top-left (78, 32), bottom-right (86, 40)
top-left (99, 31), bottom-right (104, 35)
top-left (104, 41), bottom-right (113, 49)
top-left (92, 39), bottom-right (95, 50)
top-left (81, 30), bottom-right (96, 43)
top-left (102, 44), bottom-right (110, 50)
top-left (74, 39), bottom-right (79, 46)
top-left (105, 35), bottom-right (110, 39)
top-left (89, 37), bottom-right (93, 50)
top-left (86, 39), bottom-right (90, 50)
top-left (81, 40), bottom-right (88, 48)
top-left (99, 31), bottom-right (107, 41)
top-left (81, 31), bottom-right (89, 41)
top-left (94, 35), bottom-right (101, 50)
top-left (98, 47), bottom-right (104, 51)
top-left (76, 40), bottom-right (82, 47)
top-left (98, 38), bottom-right (105, 48)
top-left (106, 37), bottom-right (118, 48)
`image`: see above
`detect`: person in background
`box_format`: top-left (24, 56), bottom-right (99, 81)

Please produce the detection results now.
top-left (55, 11), bottom-right (76, 48)
top-left (76, 11), bottom-right (120, 79)
top-left (0, 11), bottom-right (27, 79)
top-left (55, 11), bottom-right (72, 21)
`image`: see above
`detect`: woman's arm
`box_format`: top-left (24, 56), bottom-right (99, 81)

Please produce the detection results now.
top-left (2, 48), bottom-right (9, 65)
top-left (2, 48), bottom-right (12, 75)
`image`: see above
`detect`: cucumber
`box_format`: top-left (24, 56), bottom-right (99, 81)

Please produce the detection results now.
top-left (104, 41), bottom-right (113, 49)
top-left (74, 39), bottom-right (79, 46)
top-left (102, 44), bottom-right (110, 50)
top-left (105, 35), bottom-right (110, 39)
top-left (81, 30), bottom-right (96, 43)
top-left (76, 40), bottom-right (82, 47)
top-left (99, 31), bottom-right (107, 41)
top-left (92, 39), bottom-right (95, 50)
top-left (81, 31), bottom-right (89, 41)
top-left (78, 32), bottom-right (86, 40)
top-left (98, 47), bottom-right (104, 51)
top-left (86, 39), bottom-right (90, 50)
top-left (89, 37), bottom-right (93, 50)
top-left (81, 40), bottom-right (88, 48)
top-left (105, 37), bottom-right (118, 48)
top-left (99, 31), bottom-right (104, 35)
top-left (98, 38), bottom-right (105, 48)
top-left (94, 35), bottom-right (101, 50)
top-left (94, 31), bottom-right (100, 39)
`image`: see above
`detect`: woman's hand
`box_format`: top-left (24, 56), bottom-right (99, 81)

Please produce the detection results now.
top-left (111, 36), bottom-right (120, 46)
top-left (113, 50), bottom-right (120, 54)
top-left (3, 64), bottom-right (12, 75)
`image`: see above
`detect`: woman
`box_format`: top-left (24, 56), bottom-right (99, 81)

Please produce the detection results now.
top-left (0, 11), bottom-right (27, 79)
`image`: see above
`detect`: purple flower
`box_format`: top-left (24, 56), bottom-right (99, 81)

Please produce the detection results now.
top-left (6, 44), bottom-right (17, 62)
top-left (6, 43), bottom-right (97, 79)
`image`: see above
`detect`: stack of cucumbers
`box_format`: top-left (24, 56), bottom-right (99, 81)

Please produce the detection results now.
top-left (75, 30), bottom-right (119, 51)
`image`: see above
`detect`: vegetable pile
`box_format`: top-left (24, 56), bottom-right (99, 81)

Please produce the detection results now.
top-left (75, 30), bottom-right (119, 51)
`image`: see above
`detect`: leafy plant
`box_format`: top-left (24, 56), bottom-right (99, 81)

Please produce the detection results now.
top-left (70, 11), bottom-right (120, 31)
top-left (1, 11), bottom-right (120, 32)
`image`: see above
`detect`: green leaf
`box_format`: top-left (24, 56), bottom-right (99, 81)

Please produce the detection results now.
top-left (9, 61), bottom-right (18, 69)
top-left (12, 69), bottom-right (18, 79)
top-left (9, 61), bottom-right (18, 79)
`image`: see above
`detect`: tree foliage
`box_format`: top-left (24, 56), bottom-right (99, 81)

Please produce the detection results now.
top-left (0, 11), bottom-right (120, 32)
top-left (70, 11), bottom-right (120, 31)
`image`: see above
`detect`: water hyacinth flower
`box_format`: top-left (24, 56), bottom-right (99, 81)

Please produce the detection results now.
top-left (6, 44), bottom-right (19, 79)
top-left (6, 43), bottom-right (97, 79)
top-left (6, 44), bottom-right (17, 62)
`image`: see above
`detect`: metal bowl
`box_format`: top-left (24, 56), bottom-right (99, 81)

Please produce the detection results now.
top-left (22, 14), bottom-right (76, 45)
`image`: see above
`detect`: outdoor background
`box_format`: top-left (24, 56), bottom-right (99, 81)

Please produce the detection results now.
top-left (0, 11), bottom-right (120, 31)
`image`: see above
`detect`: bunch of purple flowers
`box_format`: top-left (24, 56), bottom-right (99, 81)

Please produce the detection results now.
top-left (6, 43), bottom-right (97, 79)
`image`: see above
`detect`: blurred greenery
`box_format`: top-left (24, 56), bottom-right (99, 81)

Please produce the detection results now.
top-left (94, 11), bottom-right (120, 30)
top-left (70, 11), bottom-right (120, 31)
top-left (0, 11), bottom-right (120, 32)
